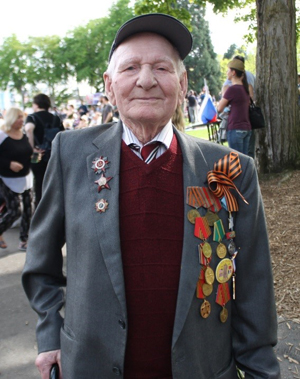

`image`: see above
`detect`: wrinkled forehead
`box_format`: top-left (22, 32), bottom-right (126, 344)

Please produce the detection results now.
top-left (112, 32), bottom-right (180, 66)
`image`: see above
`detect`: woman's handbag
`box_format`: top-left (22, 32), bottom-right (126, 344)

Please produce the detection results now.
top-left (249, 98), bottom-right (265, 129)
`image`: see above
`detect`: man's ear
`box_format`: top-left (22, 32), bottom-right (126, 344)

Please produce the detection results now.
top-left (103, 72), bottom-right (116, 106)
top-left (178, 71), bottom-right (188, 106)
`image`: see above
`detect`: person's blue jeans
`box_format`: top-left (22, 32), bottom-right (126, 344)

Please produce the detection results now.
top-left (227, 130), bottom-right (252, 155)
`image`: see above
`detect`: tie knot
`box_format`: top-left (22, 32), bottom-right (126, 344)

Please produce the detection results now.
top-left (141, 142), bottom-right (161, 163)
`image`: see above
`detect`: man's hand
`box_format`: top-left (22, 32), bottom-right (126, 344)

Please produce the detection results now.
top-left (35, 349), bottom-right (62, 379)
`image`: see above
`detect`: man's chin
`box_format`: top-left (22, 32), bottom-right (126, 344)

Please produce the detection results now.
top-left (122, 110), bottom-right (170, 126)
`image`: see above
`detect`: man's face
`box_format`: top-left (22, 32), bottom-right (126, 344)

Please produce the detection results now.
top-left (104, 33), bottom-right (187, 128)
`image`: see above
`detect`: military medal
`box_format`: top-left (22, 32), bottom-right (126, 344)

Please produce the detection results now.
top-left (202, 283), bottom-right (213, 297)
top-left (200, 299), bottom-right (211, 319)
top-left (216, 258), bottom-right (233, 283)
top-left (220, 307), bottom-right (228, 323)
top-left (204, 266), bottom-right (215, 285)
top-left (204, 209), bottom-right (220, 227)
top-left (194, 216), bottom-right (211, 240)
top-left (216, 243), bottom-right (227, 259)
top-left (216, 283), bottom-right (231, 323)
top-left (95, 199), bottom-right (109, 213)
top-left (92, 156), bottom-right (109, 173)
top-left (187, 209), bottom-right (200, 224)
top-left (227, 239), bottom-right (236, 256)
top-left (199, 244), bottom-right (211, 266)
top-left (202, 242), bottom-right (212, 258)
top-left (94, 174), bottom-right (112, 192)
top-left (196, 272), bottom-right (212, 319)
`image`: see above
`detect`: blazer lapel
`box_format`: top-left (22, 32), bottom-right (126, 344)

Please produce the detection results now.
top-left (86, 124), bottom-right (211, 331)
top-left (172, 130), bottom-right (210, 348)
top-left (86, 121), bottom-right (127, 314)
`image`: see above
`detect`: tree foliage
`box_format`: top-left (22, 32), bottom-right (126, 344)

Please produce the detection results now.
top-left (64, 0), bottom-right (134, 91)
top-left (135, 0), bottom-right (254, 16)
top-left (28, 36), bottom-right (70, 102)
top-left (184, 5), bottom-right (222, 96)
top-left (0, 35), bottom-right (34, 106)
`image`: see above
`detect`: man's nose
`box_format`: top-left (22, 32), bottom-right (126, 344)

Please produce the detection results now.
top-left (136, 66), bottom-right (157, 89)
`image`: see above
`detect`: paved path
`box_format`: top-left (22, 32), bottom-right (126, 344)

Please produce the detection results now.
top-left (0, 227), bottom-right (299, 378)
top-left (0, 227), bottom-right (39, 378)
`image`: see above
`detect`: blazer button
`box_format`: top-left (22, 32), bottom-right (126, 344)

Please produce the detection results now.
top-left (118, 319), bottom-right (126, 329)
top-left (112, 366), bottom-right (121, 375)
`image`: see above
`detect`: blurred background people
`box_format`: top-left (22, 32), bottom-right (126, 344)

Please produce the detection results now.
top-left (78, 100), bottom-right (88, 117)
top-left (100, 95), bottom-right (113, 124)
top-left (88, 111), bottom-right (102, 127)
top-left (24, 94), bottom-right (64, 209)
top-left (217, 58), bottom-right (252, 155)
top-left (0, 107), bottom-right (33, 251)
top-left (187, 90), bottom-right (197, 123)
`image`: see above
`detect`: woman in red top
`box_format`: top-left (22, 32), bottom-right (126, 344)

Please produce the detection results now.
top-left (217, 59), bottom-right (252, 155)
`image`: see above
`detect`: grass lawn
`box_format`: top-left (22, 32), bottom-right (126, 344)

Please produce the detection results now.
top-left (185, 127), bottom-right (209, 140)
top-left (185, 125), bottom-right (228, 147)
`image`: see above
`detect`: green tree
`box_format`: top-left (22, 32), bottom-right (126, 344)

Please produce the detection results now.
top-left (0, 35), bottom-right (34, 107)
top-left (28, 35), bottom-right (70, 104)
top-left (134, 0), bottom-right (253, 16)
top-left (64, 0), bottom-right (134, 92)
top-left (184, 4), bottom-right (221, 97)
top-left (223, 44), bottom-right (238, 60)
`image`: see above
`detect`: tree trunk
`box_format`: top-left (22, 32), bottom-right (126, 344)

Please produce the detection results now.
top-left (255, 0), bottom-right (300, 173)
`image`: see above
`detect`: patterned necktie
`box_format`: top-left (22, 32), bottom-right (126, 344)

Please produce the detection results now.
top-left (141, 142), bottom-right (161, 163)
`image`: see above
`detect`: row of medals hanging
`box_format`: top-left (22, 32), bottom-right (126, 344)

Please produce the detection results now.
top-left (187, 190), bottom-right (239, 324)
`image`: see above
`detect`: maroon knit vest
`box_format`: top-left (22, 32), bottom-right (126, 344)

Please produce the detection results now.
top-left (120, 135), bottom-right (184, 379)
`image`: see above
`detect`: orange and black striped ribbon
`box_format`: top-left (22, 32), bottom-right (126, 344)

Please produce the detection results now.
top-left (207, 152), bottom-right (248, 212)
top-left (186, 186), bottom-right (221, 210)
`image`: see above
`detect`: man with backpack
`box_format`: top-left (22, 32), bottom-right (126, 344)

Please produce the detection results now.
top-left (25, 94), bottom-right (64, 208)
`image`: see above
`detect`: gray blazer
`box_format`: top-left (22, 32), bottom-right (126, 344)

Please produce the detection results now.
top-left (23, 121), bottom-right (280, 378)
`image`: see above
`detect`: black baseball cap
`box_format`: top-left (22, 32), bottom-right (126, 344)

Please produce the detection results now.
top-left (108, 13), bottom-right (193, 62)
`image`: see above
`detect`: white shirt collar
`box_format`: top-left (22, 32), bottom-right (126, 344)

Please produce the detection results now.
top-left (122, 120), bottom-right (173, 149)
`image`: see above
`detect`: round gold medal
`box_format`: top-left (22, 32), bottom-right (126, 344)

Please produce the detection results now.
top-left (202, 283), bottom-right (213, 297)
top-left (187, 209), bottom-right (200, 224)
top-left (220, 307), bottom-right (228, 323)
top-left (205, 210), bottom-right (220, 227)
top-left (200, 300), bottom-right (211, 318)
top-left (202, 242), bottom-right (212, 258)
top-left (216, 258), bottom-right (233, 283)
top-left (216, 243), bottom-right (227, 259)
top-left (204, 266), bottom-right (215, 285)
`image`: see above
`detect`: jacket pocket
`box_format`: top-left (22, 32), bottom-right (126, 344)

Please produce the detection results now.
top-left (215, 358), bottom-right (239, 379)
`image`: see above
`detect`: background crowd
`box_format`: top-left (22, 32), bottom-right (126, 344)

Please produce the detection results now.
top-left (0, 54), bottom-right (257, 254)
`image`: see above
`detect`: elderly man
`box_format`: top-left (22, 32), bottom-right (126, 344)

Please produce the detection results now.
top-left (23, 14), bottom-right (280, 379)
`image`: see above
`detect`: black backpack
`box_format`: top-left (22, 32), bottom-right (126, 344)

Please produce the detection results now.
top-left (32, 113), bottom-right (61, 162)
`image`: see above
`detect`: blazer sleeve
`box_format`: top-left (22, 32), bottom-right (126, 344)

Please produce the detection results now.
top-left (231, 157), bottom-right (280, 378)
top-left (22, 132), bottom-right (66, 354)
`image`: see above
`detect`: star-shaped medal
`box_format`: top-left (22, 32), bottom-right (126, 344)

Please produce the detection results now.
top-left (95, 199), bottom-right (109, 213)
top-left (94, 174), bottom-right (112, 192)
top-left (92, 156), bottom-right (109, 174)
